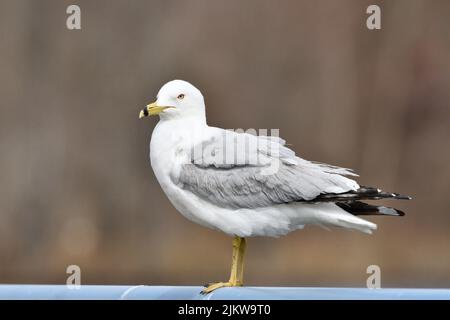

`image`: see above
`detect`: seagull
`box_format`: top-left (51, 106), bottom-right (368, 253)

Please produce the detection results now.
top-left (139, 80), bottom-right (411, 294)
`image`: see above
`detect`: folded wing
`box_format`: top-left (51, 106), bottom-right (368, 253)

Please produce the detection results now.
top-left (174, 130), bottom-right (360, 209)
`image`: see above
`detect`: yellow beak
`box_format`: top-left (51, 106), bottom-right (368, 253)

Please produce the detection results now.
top-left (139, 102), bottom-right (173, 119)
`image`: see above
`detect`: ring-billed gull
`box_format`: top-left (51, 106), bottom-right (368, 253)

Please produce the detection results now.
top-left (139, 80), bottom-right (411, 294)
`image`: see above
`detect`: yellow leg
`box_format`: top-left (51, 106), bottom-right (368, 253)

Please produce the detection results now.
top-left (201, 236), bottom-right (246, 294)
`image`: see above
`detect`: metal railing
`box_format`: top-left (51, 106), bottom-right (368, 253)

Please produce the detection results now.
top-left (0, 285), bottom-right (449, 300)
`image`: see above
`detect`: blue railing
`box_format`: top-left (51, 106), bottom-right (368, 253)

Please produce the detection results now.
top-left (0, 285), bottom-right (449, 300)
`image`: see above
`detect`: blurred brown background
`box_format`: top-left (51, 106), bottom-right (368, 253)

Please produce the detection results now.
top-left (0, 0), bottom-right (449, 288)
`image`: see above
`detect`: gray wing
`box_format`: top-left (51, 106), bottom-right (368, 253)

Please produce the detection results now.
top-left (173, 130), bottom-right (359, 209)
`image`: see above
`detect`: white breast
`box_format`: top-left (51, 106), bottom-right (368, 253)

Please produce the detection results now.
top-left (149, 119), bottom-right (218, 228)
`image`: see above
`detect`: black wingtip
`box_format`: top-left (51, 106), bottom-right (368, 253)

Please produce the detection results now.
top-left (308, 186), bottom-right (412, 203)
top-left (378, 206), bottom-right (406, 216)
top-left (392, 193), bottom-right (412, 200)
top-left (337, 201), bottom-right (406, 217)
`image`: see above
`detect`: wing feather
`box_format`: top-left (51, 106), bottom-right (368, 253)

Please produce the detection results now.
top-left (175, 130), bottom-right (359, 209)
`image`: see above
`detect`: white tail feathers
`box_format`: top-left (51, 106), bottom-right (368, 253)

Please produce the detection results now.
top-left (335, 217), bottom-right (377, 234)
top-left (313, 203), bottom-right (378, 234)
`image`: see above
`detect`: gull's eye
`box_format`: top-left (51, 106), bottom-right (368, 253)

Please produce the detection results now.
top-left (177, 94), bottom-right (185, 100)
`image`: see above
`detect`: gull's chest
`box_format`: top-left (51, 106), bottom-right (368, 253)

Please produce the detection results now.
top-left (148, 122), bottom-right (213, 226)
top-left (149, 121), bottom-right (204, 190)
top-left (150, 131), bottom-right (187, 183)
